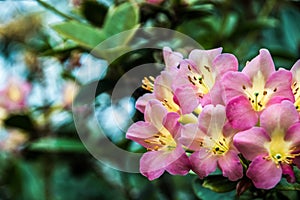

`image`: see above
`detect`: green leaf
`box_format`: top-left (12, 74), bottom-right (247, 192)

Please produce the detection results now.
top-left (103, 2), bottom-right (139, 37)
top-left (193, 178), bottom-right (236, 200)
top-left (202, 175), bottom-right (237, 193)
top-left (52, 21), bottom-right (106, 49)
top-left (29, 138), bottom-right (87, 153)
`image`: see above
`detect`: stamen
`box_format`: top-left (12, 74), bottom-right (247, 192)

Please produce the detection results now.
top-left (142, 76), bottom-right (155, 92)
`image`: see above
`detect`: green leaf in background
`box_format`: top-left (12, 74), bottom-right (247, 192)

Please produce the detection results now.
top-left (103, 2), bottom-right (139, 37)
top-left (52, 21), bottom-right (106, 49)
top-left (202, 175), bottom-right (237, 193)
top-left (193, 178), bottom-right (236, 200)
top-left (29, 138), bottom-right (87, 153)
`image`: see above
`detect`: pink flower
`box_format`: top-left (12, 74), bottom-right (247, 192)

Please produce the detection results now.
top-left (222, 49), bottom-right (294, 130)
top-left (126, 100), bottom-right (190, 180)
top-left (172, 48), bottom-right (238, 113)
top-left (0, 78), bottom-right (31, 111)
top-left (234, 101), bottom-right (300, 189)
top-left (291, 60), bottom-right (300, 114)
top-left (180, 105), bottom-right (243, 181)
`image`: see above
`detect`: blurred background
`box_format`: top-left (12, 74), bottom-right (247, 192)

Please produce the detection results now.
top-left (0, 0), bottom-right (299, 199)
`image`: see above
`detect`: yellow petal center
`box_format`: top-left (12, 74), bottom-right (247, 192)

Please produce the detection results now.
top-left (265, 128), bottom-right (299, 165)
top-left (202, 135), bottom-right (230, 156)
top-left (144, 127), bottom-right (177, 151)
top-left (242, 71), bottom-right (276, 111)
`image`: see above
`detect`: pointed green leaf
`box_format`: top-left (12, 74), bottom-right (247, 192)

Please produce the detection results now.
top-left (103, 2), bottom-right (139, 37)
top-left (52, 21), bottom-right (106, 49)
top-left (202, 175), bottom-right (237, 193)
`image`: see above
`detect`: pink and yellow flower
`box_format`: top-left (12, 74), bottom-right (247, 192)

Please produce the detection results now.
top-left (222, 49), bottom-right (294, 130)
top-left (234, 101), bottom-right (300, 189)
top-left (126, 100), bottom-right (190, 180)
top-left (180, 105), bottom-right (243, 181)
top-left (172, 48), bottom-right (238, 114)
top-left (0, 78), bottom-right (31, 111)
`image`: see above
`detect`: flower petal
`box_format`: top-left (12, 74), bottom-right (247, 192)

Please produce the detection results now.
top-left (165, 146), bottom-right (191, 175)
top-left (188, 48), bottom-right (222, 71)
top-left (233, 127), bottom-right (270, 160)
top-left (218, 150), bottom-right (243, 181)
top-left (285, 123), bottom-right (300, 146)
top-left (144, 100), bottom-right (167, 130)
top-left (179, 123), bottom-right (205, 151)
top-left (242, 49), bottom-right (275, 81)
top-left (260, 100), bottom-right (299, 134)
top-left (163, 47), bottom-right (183, 69)
top-left (163, 112), bottom-right (181, 139)
top-left (140, 151), bottom-right (168, 180)
top-left (212, 53), bottom-right (238, 78)
top-left (135, 93), bottom-right (155, 113)
top-left (291, 59), bottom-right (300, 82)
top-left (221, 71), bottom-right (252, 104)
top-left (265, 69), bottom-right (294, 101)
top-left (173, 86), bottom-right (200, 114)
top-left (190, 149), bottom-right (218, 179)
top-left (126, 121), bottom-right (158, 148)
top-left (246, 156), bottom-right (282, 189)
top-left (198, 105), bottom-right (226, 138)
top-left (226, 96), bottom-right (258, 131)
top-left (281, 164), bottom-right (295, 183)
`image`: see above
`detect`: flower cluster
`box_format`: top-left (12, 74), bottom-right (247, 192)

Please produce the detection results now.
top-left (126, 47), bottom-right (300, 190)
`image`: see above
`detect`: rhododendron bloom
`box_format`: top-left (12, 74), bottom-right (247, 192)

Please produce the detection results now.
top-left (126, 100), bottom-right (190, 180)
top-left (0, 78), bottom-right (31, 111)
top-left (172, 48), bottom-right (238, 113)
top-left (234, 101), bottom-right (300, 189)
top-left (291, 60), bottom-right (300, 113)
top-left (222, 49), bottom-right (294, 130)
top-left (180, 105), bottom-right (243, 181)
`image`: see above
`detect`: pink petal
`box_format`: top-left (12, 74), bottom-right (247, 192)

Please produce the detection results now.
top-left (203, 81), bottom-right (224, 106)
top-left (135, 93), bottom-right (155, 113)
top-left (293, 157), bottom-right (300, 169)
top-left (285, 123), bottom-right (300, 147)
top-left (163, 112), bottom-right (181, 139)
top-left (144, 100), bottom-right (167, 130)
top-left (173, 86), bottom-right (200, 114)
top-left (188, 48), bottom-right (222, 71)
top-left (226, 96), bottom-right (258, 131)
top-left (281, 164), bottom-right (295, 183)
top-left (260, 100), bottom-right (299, 134)
top-left (198, 105), bottom-right (226, 137)
top-left (291, 59), bottom-right (300, 81)
top-left (212, 53), bottom-right (238, 78)
top-left (165, 146), bottom-right (191, 175)
top-left (218, 150), bottom-right (243, 181)
top-left (265, 69), bottom-right (294, 101)
top-left (140, 151), bottom-right (169, 180)
top-left (246, 156), bottom-right (282, 189)
top-left (126, 121), bottom-right (158, 148)
top-left (221, 72), bottom-right (252, 104)
top-left (163, 47), bottom-right (183, 69)
top-left (190, 149), bottom-right (218, 179)
top-left (179, 123), bottom-right (205, 151)
top-left (233, 127), bottom-right (270, 160)
top-left (242, 49), bottom-right (275, 81)
top-left (154, 71), bottom-right (173, 101)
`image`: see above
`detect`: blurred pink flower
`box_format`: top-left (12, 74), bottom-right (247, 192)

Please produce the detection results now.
top-left (0, 129), bottom-right (28, 152)
top-left (234, 101), bottom-right (300, 189)
top-left (0, 78), bottom-right (31, 111)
